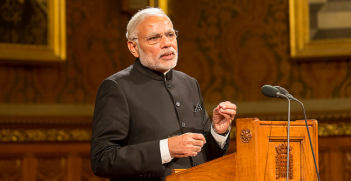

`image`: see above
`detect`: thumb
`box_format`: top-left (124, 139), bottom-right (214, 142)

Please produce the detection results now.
top-left (213, 105), bottom-right (220, 115)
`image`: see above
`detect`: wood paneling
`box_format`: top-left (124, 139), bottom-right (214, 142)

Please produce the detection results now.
top-left (0, 143), bottom-right (108, 181)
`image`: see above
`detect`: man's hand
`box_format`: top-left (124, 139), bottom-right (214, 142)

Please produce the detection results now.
top-left (213, 101), bottom-right (237, 134)
top-left (168, 133), bottom-right (206, 158)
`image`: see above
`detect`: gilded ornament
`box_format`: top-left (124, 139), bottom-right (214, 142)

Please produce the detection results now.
top-left (0, 128), bottom-right (91, 142)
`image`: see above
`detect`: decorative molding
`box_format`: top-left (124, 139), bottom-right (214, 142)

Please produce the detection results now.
top-left (206, 98), bottom-right (351, 121)
top-left (0, 122), bottom-right (349, 143)
top-left (318, 123), bottom-right (351, 137)
top-left (0, 128), bottom-right (91, 142)
top-left (0, 101), bottom-right (350, 142)
top-left (230, 122), bottom-right (351, 138)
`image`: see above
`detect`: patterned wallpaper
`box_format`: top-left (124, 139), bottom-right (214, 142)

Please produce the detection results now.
top-left (170, 0), bottom-right (351, 103)
top-left (0, 0), bottom-right (351, 105)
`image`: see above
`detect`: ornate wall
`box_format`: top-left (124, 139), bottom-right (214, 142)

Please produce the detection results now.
top-left (0, 0), bottom-right (350, 105)
top-left (0, 0), bottom-right (350, 180)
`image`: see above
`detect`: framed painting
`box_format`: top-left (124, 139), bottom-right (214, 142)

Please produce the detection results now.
top-left (0, 0), bottom-right (66, 62)
top-left (289, 0), bottom-right (351, 58)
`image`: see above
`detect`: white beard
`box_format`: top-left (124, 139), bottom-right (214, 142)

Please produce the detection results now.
top-left (138, 46), bottom-right (178, 73)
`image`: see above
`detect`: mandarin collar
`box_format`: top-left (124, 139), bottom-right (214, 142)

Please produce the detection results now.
top-left (133, 58), bottom-right (173, 81)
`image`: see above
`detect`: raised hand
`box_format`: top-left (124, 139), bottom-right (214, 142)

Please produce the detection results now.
top-left (212, 101), bottom-right (237, 134)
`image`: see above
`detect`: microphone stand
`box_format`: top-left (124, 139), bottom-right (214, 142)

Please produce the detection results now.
top-left (278, 93), bottom-right (291, 181)
top-left (289, 97), bottom-right (321, 181)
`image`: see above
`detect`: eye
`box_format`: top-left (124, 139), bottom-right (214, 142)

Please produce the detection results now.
top-left (148, 36), bottom-right (157, 41)
top-left (148, 35), bottom-right (162, 41)
top-left (166, 32), bottom-right (175, 38)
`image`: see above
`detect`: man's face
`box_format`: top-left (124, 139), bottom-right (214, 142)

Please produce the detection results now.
top-left (132, 16), bottom-right (178, 73)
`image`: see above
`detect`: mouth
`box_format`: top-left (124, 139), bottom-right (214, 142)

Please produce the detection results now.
top-left (160, 52), bottom-right (175, 60)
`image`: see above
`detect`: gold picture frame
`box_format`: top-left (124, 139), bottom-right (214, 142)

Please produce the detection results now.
top-left (0, 0), bottom-right (66, 62)
top-left (149, 0), bottom-right (168, 14)
top-left (289, 0), bottom-right (351, 58)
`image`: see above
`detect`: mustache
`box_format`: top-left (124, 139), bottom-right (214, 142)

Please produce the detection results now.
top-left (159, 48), bottom-right (176, 58)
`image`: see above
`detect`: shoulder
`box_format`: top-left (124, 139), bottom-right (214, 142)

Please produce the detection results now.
top-left (106, 65), bottom-right (133, 82)
top-left (172, 69), bottom-right (197, 83)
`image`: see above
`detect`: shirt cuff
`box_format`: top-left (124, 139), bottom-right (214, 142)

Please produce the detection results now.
top-left (211, 124), bottom-right (230, 149)
top-left (160, 138), bottom-right (172, 164)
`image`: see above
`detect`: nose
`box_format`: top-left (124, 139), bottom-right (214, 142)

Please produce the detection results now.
top-left (159, 34), bottom-right (173, 49)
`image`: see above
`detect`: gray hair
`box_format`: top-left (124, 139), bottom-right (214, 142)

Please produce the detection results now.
top-left (126, 7), bottom-right (172, 41)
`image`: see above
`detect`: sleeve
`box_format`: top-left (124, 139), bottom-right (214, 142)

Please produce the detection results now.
top-left (210, 124), bottom-right (231, 149)
top-left (193, 79), bottom-right (230, 161)
top-left (160, 139), bottom-right (172, 164)
top-left (90, 79), bottom-right (164, 179)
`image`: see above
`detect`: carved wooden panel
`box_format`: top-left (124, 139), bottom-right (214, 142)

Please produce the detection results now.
top-left (0, 156), bottom-right (22, 181)
top-left (319, 137), bottom-right (351, 181)
top-left (36, 156), bottom-right (67, 181)
top-left (318, 149), bottom-right (329, 181)
top-left (345, 150), bottom-right (351, 181)
top-left (0, 143), bottom-right (102, 181)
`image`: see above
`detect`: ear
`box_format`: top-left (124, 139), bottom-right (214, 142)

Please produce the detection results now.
top-left (127, 41), bottom-right (140, 58)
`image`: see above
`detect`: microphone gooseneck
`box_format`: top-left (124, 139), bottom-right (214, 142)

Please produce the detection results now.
top-left (288, 97), bottom-right (321, 181)
top-left (262, 85), bottom-right (321, 181)
top-left (261, 85), bottom-right (291, 181)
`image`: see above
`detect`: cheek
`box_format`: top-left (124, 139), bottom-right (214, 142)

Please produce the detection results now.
top-left (172, 42), bottom-right (178, 51)
top-left (143, 46), bottom-right (159, 57)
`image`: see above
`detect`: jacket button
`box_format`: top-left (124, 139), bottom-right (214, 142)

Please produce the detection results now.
top-left (167, 84), bottom-right (171, 88)
top-left (176, 102), bottom-right (180, 107)
top-left (181, 122), bottom-right (186, 128)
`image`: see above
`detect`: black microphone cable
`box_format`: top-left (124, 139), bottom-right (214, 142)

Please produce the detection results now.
top-left (288, 96), bottom-right (320, 181)
top-left (274, 86), bottom-right (320, 181)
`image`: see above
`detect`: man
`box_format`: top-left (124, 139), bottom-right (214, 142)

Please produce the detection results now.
top-left (90, 7), bottom-right (237, 181)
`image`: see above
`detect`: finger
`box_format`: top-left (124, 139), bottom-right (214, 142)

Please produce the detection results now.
top-left (191, 140), bottom-right (205, 147)
top-left (218, 112), bottom-right (232, 121)
top-left (191, 133), bottom-right (206, 143)
top-left (191, 145), bottom-right (202, 153)
top-left (219, 102), bottom-right (237, 110)
top-left (212, 104), bottom-right (220, 115)
top-left (173, 153), bottom-right (191, 158)
top-left (219, 109), bottom-right (236, 119)
top-left (189, 151), bottom-right (198, 157)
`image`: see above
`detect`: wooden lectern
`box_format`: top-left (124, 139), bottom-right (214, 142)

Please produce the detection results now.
top-left (166, 118), bottom-right (319, 181)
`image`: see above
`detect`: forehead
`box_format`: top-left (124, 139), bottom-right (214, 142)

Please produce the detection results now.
top-left (137, 16), bottom-right (173, 36)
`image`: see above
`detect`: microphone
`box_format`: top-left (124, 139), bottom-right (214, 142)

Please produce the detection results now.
top-left (261, 85), bottom-right (287, 99)
top-left (263, 85), bottom-right (321, 181)
top-left (261, 85), bottom-right (291, 181)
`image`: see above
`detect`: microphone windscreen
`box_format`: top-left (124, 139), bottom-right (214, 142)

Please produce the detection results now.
top-left (261, 85), bottom-right (279, 98)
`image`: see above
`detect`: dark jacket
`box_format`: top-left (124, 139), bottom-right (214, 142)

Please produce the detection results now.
top-left (90, 59), bottom-right (230, 181)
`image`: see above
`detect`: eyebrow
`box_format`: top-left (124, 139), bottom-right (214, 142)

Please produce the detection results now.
top-left (146, 29), bottom-right (174, 37)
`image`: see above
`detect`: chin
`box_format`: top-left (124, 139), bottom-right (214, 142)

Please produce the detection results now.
top-left (163, 59), bottom-right (177, 70)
